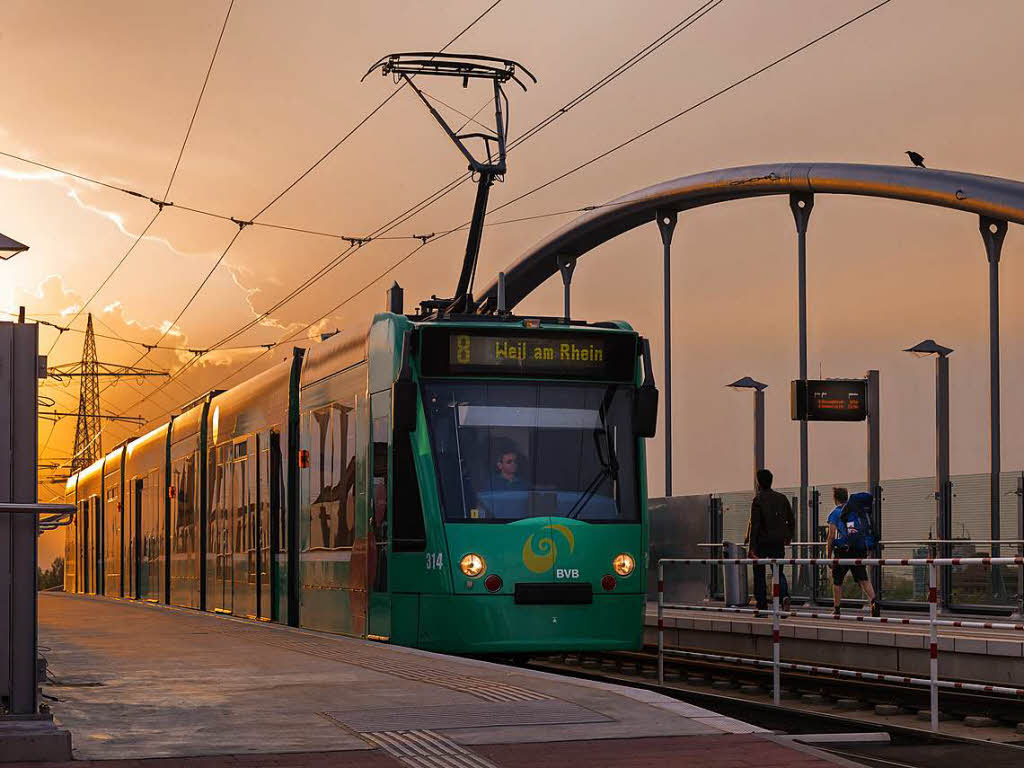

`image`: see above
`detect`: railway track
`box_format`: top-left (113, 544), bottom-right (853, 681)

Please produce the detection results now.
top-left (517, 648), bottom-right (1024, 768)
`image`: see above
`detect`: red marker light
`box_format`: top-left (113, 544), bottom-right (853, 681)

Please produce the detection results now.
top-left (484, 574), bottom-right (502, 592)
top-left (601, 575), bottom-right (617, 591)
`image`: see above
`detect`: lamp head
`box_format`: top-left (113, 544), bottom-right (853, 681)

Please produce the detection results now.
top-left (0, 232), bottom-right (28, 260)
top-left (903, 339), bottom-right (953, 358)
top-left (727, 376), bottom-right (767, 391)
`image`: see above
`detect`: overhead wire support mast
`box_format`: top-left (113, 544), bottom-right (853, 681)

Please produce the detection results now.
top-left (362, 52), bottom-right (536, 314)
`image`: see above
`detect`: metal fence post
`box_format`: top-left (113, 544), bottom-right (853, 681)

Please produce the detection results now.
top-left (658, 560), bottom-right (665, 684)
top-left (771, 561), bottom-right (781, 705)
top-left (1012, 474), bottom-right (1024, 621)
top-left (929, 563), bottom-right (939, 731)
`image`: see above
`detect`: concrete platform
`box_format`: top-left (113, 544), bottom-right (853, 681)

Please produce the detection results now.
top-left (32, 594), bottom-right (849, 767)
top-left (645, 604), bottom-right (1024, 684)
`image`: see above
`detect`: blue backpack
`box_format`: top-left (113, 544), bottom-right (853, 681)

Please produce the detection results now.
top-left (834, 492), bottom-right (877, 555)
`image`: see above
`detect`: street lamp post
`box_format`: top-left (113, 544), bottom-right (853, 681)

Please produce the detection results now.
top-left (905, 340), bottom-right (953, 610)
top-left (727, 377), bottom-right (768, 488)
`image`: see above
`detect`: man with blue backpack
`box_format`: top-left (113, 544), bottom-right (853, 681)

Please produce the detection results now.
top-left (827, 487), bottom-right (880, 617)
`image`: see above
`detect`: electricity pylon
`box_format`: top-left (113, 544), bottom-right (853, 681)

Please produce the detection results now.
top-left (49, 313), bottom-right (167, 473)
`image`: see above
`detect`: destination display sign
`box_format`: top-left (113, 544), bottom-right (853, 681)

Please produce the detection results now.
top-left (419, 328), bottom-right (636, 380)
top-left (791, 379), bottom-right (868, 422)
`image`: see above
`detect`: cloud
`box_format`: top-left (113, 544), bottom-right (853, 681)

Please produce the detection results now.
top-left (1, 156), bottom-right (203, 262)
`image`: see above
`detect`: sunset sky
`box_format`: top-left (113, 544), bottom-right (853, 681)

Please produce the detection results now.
top-left (3, 0), bottom-right (1021, 566)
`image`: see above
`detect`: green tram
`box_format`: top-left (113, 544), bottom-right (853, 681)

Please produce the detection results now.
top-left (64, 312), bottom-right (658, 653)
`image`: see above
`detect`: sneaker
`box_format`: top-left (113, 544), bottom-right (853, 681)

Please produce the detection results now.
top-left (870, 600), bottom-right (881, 618)
top-left (832, 607), bottom-right (841, 618)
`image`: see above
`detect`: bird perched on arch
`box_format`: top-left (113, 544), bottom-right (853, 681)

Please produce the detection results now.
top-left (905, 150), bottom-right (926, 168)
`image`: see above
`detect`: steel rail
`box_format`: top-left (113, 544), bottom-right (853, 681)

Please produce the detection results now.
top-left (478, 163), bottom-right (1024, 308)
top-left (662, 649), bottom-right (1024, 698)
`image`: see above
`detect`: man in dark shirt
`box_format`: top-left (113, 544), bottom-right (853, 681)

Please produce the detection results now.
top-left (748, 468), bottom-right (795, 611)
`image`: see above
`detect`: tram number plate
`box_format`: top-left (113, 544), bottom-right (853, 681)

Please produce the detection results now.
top-left (425, 552), bottom-right (444, 570)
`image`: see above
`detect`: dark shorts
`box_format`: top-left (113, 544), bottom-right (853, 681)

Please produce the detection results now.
top-left (832, 562), bottom-right (868, 585)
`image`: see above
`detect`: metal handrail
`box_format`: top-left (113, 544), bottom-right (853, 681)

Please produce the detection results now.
top-left (698, 540), bottom-right (1024, 547)
top-left (0, 502), bottom-right (76, 514)
top-left (656, 556), bottom-right (1024, 733)
top-left (1, 502), bottom-right (77, 532)
top-left (662, 556), bottom-right (1023, 566)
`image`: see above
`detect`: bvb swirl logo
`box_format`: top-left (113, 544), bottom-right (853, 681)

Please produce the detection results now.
top-left (522, 523), bottom-right (575, 573)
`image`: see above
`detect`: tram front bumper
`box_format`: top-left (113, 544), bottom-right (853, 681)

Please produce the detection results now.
top-left (416, 592), bottom-right (644, 653)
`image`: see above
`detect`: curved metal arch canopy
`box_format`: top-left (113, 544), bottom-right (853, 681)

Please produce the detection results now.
top-left (479, 162), bottom-right (1024, 309)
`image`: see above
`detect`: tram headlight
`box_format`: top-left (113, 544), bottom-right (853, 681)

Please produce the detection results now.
top-left (460, 553), bottom-right (486, 578)
top-left (612, 553), bottom-right (635, 576)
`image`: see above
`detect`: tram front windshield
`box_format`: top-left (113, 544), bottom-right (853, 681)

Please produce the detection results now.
top-left (422, 381), bottom-right (638, 523)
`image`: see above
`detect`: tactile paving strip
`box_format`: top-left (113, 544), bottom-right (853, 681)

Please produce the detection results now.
top-left (324, 699), bottom-right (610, 732)
top-left (362, 729), bottom-right (500, 768)
top-left (214, 622), bottom-right (552, 702)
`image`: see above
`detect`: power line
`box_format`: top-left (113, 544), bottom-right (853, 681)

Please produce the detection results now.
top-left (2, 310), bottom-right (275, 355)
top-left (110, 2), bottom-right (506, 421)
top-left (248, 0), bottom-right (505, 221)
top-left (150, 224), bottom-right (246, 350)
top-left (40, 2), bottom-right (235, 361)
top-left (374, 0), bottom-right (725, 241)
top-left (0, 150), bottom-right (434, 243)
top-left (118, 1), bottom-right (728, 424)
top-left (251, 0), bottom-right (898, 359)
top-left (204, 0), bottom-right (726, 341)
top-left (163, 0), bottom-right (236, 199)
top-left (44, 208), bottom-right (163, 358)
top-left (485, 0), bottom-right (896, 220)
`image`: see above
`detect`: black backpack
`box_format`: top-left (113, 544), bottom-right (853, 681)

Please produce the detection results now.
top-left (835, 492), bottom-right (877, 555)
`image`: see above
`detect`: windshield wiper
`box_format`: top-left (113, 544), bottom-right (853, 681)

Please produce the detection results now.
top-left (566, 387), bottom-right (619, 520)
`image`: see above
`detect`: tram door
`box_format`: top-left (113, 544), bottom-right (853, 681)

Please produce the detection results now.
top-left (210, 446), bottom-right (233, 613)
top-left (80, 498), bottom-right (90, 594)
top-left (367, 391), bottom-right (391, 640)
top-left (128, 478), bottom-right (142, 599)
top-left (256, 433), bottom-right (272, 620)
top-left (91, 495), bottom-right (103, 595)
top-left (232, 438), bottom-right (257, 619)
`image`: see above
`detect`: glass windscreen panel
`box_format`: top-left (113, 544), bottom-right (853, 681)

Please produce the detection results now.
top-left (423, 381), bottom-right (638, 523)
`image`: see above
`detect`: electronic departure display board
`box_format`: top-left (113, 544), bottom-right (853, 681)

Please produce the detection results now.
top-left (791, 379), bottom-right (868, 422)
top-left (418, 327), bottom-right (637, 381)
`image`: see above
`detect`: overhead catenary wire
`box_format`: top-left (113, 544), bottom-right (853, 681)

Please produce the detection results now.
top-left (163, 0), bottom-right (236, 200)
top-left (247, 0), bottom-right (505, 222)
top-left (39, 1), bottom-right (236, 362)
top-left (1, 310), bottom-right (275, 356)
top-left (117, 1), bottom-right (730, 426)
top-left (47, 208), bottom-right (164, 358)
top-left (142, 0), bottom-right (727, 372)
top-left (101, 0), bottom-right (897, 434)
top-left (106, 3), bottom-right (506, 421)
top-left (202, 0), bottom-right (897, 397)
top-left (398, 0), bottom-right (897, 275)
top-left (482, 0), bottom-right (896, 221)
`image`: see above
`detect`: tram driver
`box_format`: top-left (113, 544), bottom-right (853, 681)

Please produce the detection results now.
top-left (493, 444), bottom-right (527, 492)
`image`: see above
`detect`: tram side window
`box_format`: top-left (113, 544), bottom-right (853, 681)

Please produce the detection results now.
top-left (392, 432), bottom-right (425, 552)
top-left (306, 404), bottom-right (356, 550)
